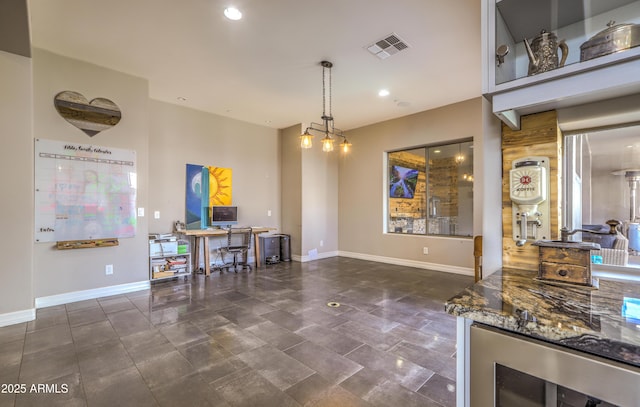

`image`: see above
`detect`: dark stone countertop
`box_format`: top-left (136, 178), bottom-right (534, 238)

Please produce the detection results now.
top-left (445, 268), bottom-right (640, 367)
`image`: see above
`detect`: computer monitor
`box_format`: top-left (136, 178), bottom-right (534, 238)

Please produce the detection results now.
top-left (209, 206), bottom-right (238, 227)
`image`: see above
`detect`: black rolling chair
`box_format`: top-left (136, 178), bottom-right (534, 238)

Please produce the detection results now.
top-left (220, 228), bottom-right (252, 272)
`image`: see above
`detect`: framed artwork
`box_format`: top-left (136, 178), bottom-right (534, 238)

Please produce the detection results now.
top-left (185, 164), bottom-right (232, 229)
top-left (390, 165), bottom-right (418, 199)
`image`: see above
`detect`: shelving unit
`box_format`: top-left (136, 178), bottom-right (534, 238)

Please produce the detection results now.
top-left (149, 235), bottom-right (191, 281)
top-left (483, 0), bottom-right (640, 129)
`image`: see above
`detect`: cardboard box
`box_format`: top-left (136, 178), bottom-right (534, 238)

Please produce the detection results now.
top-left (153, 271), bottom-right (175, 278)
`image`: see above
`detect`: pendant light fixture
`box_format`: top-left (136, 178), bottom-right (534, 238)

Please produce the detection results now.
top-left (300, 61), bottom-right (352, 153)
top-left (455, 144), bottom-right (465, 163)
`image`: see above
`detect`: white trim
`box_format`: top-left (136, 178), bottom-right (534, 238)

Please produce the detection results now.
top-left (0, 308), bottom-right (36, 327)
top-left (593, 266), bottom-right (640, 283)
top-left (456, 317), bottom-right (472, 407)
top-left (338, 250), bottom-right (474, 276)
top-left (35, 280), bottom-right (150, 309)
top-left (382, 232), bottom-right (473, 242)
top-left (297, 250), bottom-right (339, 263)
top-left (289, 251), bottom-right (474, 275)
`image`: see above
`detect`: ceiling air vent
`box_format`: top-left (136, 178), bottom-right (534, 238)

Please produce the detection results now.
top-left (366, 33), bottom-right (410, 60)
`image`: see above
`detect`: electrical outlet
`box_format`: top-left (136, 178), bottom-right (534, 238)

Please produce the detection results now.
top-left (105, 264), bottom-right (113, 275)
top-left (154, 211), bottom-right (160, 219)
top-left (423, 247), bottom-right (429, 255)
top-left (137, 207), bottom-right (144, 217)
top-left (320, 240), bottom-right (324, 247)
top-left (267, 209), bottom-right (272, 217)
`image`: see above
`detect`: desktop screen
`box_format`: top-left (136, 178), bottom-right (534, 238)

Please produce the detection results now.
top-left (209, 206), bottom-right (238, 226)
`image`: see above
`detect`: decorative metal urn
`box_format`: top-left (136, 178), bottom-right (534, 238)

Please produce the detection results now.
top-left (524, 30), bottom-right (569, 76)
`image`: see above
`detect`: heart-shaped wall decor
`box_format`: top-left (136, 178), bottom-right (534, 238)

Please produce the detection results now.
top-left (54, 91), bottom-right (122, 137)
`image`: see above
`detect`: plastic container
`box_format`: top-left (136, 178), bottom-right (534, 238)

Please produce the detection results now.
top-left (177, 239), bottom-right (189, 254)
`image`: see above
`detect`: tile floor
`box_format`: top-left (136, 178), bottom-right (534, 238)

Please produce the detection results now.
top-left (0, 257), bottom-right (473, 407)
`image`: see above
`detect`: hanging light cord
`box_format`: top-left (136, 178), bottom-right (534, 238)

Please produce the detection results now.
top-left (321, 62), bottom-right (334, 134)
top-left (301, 60), bottom-right (348, 151)
top-left (329, 65), bottom-right (334, 132)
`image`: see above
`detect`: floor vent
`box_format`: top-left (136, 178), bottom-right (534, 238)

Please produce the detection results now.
top-left (366, 33), bottom-right (410, 59)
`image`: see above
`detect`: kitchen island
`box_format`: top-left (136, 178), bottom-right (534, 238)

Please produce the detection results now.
top-left (446, 268), bottom-right (640, 406)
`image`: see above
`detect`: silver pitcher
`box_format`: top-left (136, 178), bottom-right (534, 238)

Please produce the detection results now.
top-left (524, 30), bottom-right (568, 76)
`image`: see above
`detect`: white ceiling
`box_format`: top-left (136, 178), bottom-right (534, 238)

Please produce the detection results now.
top-left (27, 0), bottom-right (482, 131)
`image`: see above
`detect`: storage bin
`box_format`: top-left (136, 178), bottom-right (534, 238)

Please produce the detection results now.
top-left (177, 239), bottom-right (189, 254)
top-left (149, 240), bottom-right (178, 256)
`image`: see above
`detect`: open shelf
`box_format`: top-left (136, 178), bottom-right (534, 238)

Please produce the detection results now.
top-left (484, 0), bottom-right (640, 128)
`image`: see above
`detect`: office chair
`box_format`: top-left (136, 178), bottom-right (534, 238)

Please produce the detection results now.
top-left (220, 227), bottom-right (252, 272)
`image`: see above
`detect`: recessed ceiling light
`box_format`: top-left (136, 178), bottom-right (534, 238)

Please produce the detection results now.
top-left (224, 7), bottom-right (242, 20)
top-left (434, 149), bottom-right (441, 153)
top-left (378, 89), bottom-right (390, 97)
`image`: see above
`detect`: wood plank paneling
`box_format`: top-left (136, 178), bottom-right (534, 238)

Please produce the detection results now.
top-left (502, 110), bottom-right (563, 271)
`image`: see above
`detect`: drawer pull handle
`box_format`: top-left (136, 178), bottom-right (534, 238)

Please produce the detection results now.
top-left (558, 269), bottom-right (568, 277)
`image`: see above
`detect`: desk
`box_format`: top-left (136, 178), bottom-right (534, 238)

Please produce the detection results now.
top-left (182, 227), bottom-right (276, 276)
top-left (182, 229), bottom-right (227, 276)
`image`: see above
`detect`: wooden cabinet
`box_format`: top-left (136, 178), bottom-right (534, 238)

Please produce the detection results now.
top-left (483, 0), bottom-right (640, 129)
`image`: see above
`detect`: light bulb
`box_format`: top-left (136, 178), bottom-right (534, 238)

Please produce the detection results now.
top-left (322, 136), bottom-right (334, 152)
top-left (300, 134), bottom-right (313, 149)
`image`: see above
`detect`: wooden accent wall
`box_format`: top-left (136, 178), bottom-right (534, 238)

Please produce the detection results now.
top-left (429, 157), bottom-right (459, 218)
top-left (502, 111), bottom-right (563, 271)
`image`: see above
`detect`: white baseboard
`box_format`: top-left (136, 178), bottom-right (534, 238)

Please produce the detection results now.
top-left (289, 251), bottom-right (473, 275)
top-left (0, 308), bottom-right (36, 327)
top-left (297, 250), bottom-right (339, 262)
top-left (35, 280), bottom-right (151, 309)
top-left (338, 251), bottom-right (474, 276)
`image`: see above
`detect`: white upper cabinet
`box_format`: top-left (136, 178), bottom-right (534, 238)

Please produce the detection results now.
top-left (484, 0), bottom-right (640, 129)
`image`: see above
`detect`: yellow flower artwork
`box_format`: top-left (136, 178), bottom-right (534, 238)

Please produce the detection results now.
top-left (208, 166), bottom-right (232, 206)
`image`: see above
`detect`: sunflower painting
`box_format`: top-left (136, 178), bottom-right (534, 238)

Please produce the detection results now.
top-left (208, 166), bottom-right (232, 206)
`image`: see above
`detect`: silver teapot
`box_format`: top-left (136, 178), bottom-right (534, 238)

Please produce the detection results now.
top-left (524, 30), bottom-right (568, 76)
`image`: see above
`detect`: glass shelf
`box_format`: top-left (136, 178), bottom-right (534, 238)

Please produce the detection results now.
top-left (492, 0), bottom-right (640, 88)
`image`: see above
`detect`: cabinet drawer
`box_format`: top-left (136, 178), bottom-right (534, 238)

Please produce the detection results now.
top-left (539, 246), bottom-right (590, 267)
top-left (538, 261), bottom-right (590, 285)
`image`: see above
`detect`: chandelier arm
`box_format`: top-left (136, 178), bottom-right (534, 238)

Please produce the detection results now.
top-left (306, 123), bottom-right (344, 137)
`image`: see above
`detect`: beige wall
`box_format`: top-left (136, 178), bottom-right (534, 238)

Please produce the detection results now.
top-left (0, 50), bottom-right (33, 315)
top-left (302, 139), bottom-right (339, 258)
top-left (476, 97), bottom-right (504, 276)
top-left (279, 124), bottom-right (340, 260)
top-left (338, 98), bottom-right (484, 273)
top-left (280, 124), bottom-right (303, 257)
top-left (32, 49), bottom-right (151, 298)
top-left (148, 100), bottom-right (281, 235)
